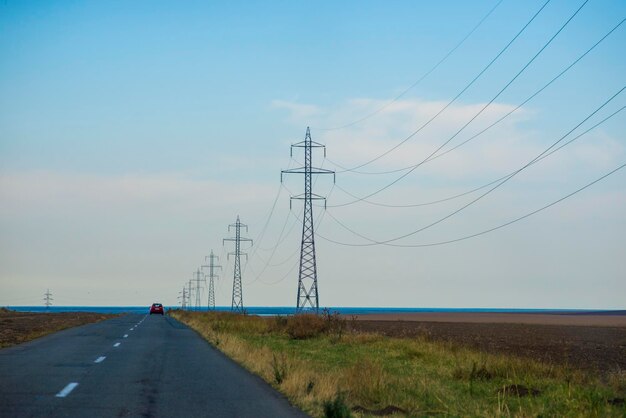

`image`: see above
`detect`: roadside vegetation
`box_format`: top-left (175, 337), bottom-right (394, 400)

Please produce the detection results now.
top-left (0, 307), bottom-right (117, 348)
top-left (170, 310), bottom-right (625, 417)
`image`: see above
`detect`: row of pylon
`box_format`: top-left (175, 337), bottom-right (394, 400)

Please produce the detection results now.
top-left (179, 128), bottom-right (334, 314)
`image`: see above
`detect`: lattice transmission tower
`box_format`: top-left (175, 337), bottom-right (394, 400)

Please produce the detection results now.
top-left (178, 287), bottom-right (188, 310)
top-left (202, 250), bottom-right (222, 310)
top-left (187, 279), bottom-right (194, 310)
top-left (281, 127), bottom-right (335, 313)
top-left (43, 289), bottom-right (53, 310)
top-left (223, 216), bottom-right (252, 313)
top-left (193, 268), bottom-right (204, 310)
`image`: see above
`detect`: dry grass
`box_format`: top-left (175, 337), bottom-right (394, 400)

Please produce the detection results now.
top-left (171, 310), bottom-right (626, 417)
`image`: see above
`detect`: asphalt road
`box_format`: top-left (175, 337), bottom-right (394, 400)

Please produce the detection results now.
top-left (0, 313), bottom-right (309, 418)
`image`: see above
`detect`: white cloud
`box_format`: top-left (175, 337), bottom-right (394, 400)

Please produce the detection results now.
top-left (273, 97), bottom-right (624, 184)
top-left (0, 171), bottom-right (274, 215)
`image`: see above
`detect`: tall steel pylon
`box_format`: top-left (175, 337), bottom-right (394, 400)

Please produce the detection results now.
top-left (281, 127), bottom-right (335, 313)
top-left (193, 269), bottom-right (204, 310)
top-left (223, 216), bottom-right (252, 313)
top-left (202, 250), bottom-right (222, 310)
top-left (43, 289), bottom-right (53, 310)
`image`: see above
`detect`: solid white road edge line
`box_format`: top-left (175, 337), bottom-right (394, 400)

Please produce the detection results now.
top-left (94, 356), bottom-right (106, 363)
top-left (55, 382), bottom-right (79, 398)
top-left (114, 342), bottom-right (121, 347)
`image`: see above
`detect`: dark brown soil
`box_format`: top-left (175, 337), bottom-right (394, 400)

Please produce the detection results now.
top-left (352, 319), bottom-right (626, 376)
top-left (0, 308), bottom-right (117, 348)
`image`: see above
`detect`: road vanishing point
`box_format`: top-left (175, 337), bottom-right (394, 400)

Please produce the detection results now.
top-left (0, 314), bottom-right (309, 417)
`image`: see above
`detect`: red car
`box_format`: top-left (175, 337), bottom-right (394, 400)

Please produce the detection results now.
top-left (149, 303), bottom-right (164, 315)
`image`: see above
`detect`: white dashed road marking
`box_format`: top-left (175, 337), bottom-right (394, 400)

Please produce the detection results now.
top-left (94, 356), bottom-right (106, 363)
top-left (114, 342), bottom-right (121, 347)
top-left (55, 382), bottom-right (79, 398)
top-left (123, 334), bottom-right (128, 338)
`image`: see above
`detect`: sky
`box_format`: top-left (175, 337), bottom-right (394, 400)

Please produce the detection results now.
top-left (0, 0), bottom-right (624, 309)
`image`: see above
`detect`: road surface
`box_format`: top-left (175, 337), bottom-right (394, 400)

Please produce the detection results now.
top-left (0, 313), bottom-right (309, 417)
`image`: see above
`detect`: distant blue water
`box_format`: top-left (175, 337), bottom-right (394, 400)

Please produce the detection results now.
top-left (4, 306), bottom-right (608, 315)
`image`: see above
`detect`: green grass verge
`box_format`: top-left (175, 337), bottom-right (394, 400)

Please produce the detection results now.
top-left (170, 310), bottom-right (625, 418)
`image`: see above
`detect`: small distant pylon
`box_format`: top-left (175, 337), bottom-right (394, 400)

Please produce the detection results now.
top-left (281, 127), bottom-right (335, 313)
top-left (223, 216), bottom-right (253, 313)
top-left (193, 269), bottom-right (204, 311)
top-left (43, 289), bottom-right (53, 310)
top-left (187, 279), bottom-right (194, 310)
top-left (178, 287), bottom-right (188, 310)
top-left (202, 250), bottom-right (222, 310)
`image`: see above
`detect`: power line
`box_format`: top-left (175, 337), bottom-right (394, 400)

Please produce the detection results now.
top-left (256, 207), bottom-right (299, 252)
top-left (318, 86), bottom-right (625, 246)
top-left (328, 0), bottom-right (552, 173)
top-left (325, 0), bottom-right (590, 209)
top-left (215, 246), bottom-right (229, 305)
top-left (250, 182), bottom-right (336, 284)
top-left (255, 159), bottom-right (328, 254)
top-left (241, 157), bottom-right (294, 271)
top-left (246, 210), bottom-right (296, 283)
top-left (256, 257), bottom-right (301, 286)
top-left (323, 162), bottom-right (626, 248)
top-left (256, 201), bottom-right (331, 286)
top-left (332, 104), bottom-right (625, 209)
top-left (248, 189), bottom-right (332, 286)
top-left (327, 11), bottom-right (622, 180)
top-left (313, 0), bottom-right (505, 131)
top-left (241, 183), bottom-right (284, 276)
top-left (264, 241), bottom-right (301, 267)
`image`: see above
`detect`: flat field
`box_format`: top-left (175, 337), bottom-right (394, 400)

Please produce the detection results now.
top-left (171, 310), bottom-right (626, 417)
top-left (0, 308), bottom-right (117, 348)
top-left (351, 312), bottom-right (626, 376)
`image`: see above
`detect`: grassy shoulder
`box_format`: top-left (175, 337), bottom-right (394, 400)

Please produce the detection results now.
top-left (0, 307), bottom-right (117, 348)
top-left (170, 310), bottom-right (625, 418)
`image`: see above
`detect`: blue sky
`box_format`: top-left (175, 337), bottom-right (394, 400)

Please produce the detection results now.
top-left (1, 0), bottom-right (624, 308)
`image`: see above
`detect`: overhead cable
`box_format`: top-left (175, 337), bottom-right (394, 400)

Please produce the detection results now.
top-left (319, 86), bottom-right (625, 246)
top-left (327, 14), bottom-right (623, 179)
top-left (322, 162), bottom-right (626, 248)
top-left (326, 0), bottom-right (590, 209)
top-left (313, 0), bottom-right (505, 131)
top-left (333, 105), bottom-right (625, 208)
top-left (328, 0), bottom-right (552, 173)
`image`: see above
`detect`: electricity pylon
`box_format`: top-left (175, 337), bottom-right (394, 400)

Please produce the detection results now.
top-left (178, 287), bottom-right (187, 309)
top-left (202, 250), bottom-right (222, 310)
top-left (281, 127), bottom-right (335, 313)
top-left (187, 279), bottom-right (194, 310)
top-left (43, 289), bottom-right (53, 310)
top-left (223, 216), bottom-right (252, 313)
top-left (193, 269), bottom-right (204, 311)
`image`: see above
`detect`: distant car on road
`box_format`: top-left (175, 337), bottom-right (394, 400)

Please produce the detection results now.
top-left (150, 303), bottom-right (164, 315)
